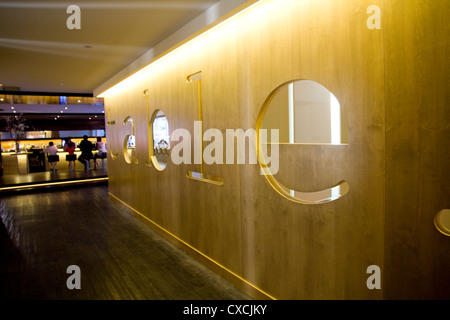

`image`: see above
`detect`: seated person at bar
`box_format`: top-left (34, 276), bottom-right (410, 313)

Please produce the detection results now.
top-left (45, 141), bottom-right (59, 172)
top-left (64, 137), bottom-right (77, 171)
top-left (77, 135), bottom-right (94, 169)
top-left (64, 137), bottom-right (76, 155)
top-left (45, 141), bottom-right (58, 156)
top-left (93, 137), bottom-right (107, 169)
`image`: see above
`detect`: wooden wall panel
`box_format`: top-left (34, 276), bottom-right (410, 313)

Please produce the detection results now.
top-left (384, 0), bottom-right (450, 299)
top-left (233, 0), bottom-right (385, 300)
top-left (103, 0), bottom-right (386, 300)
top-left (101, 0), bottom-right (448, 300)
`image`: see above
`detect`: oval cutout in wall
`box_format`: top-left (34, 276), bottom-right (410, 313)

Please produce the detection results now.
top-left (123, 134), bottom-right (136, 164)
top-left (261, 79), bottom-right (348, 145)
top-left (256, 79), bottom-right (349, 204)
top-left (151, 109), bottom-right (170, 171)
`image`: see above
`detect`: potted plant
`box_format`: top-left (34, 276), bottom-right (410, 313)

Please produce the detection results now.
top-left (6, 114), bottom-right (29, 153)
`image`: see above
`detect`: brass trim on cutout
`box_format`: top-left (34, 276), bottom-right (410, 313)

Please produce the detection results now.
top-left (186, 171), bottom-right (224, 186)
top-left (143, 90), bottom-right (167, 171)
top-left (144, 89), bottom-right (153, 168)
top-left (149, 109), bottom-right (167, 172)
top-left (187, 71), bottom-right (204, 174)
top-left (256, 79), bottom-right (349, 205)
top-left (434, 209), bottom-right (450, 237)
top-left (186, 71), bottom-right (224, 186)
top-left (123, 116), bottom-right (138, 165)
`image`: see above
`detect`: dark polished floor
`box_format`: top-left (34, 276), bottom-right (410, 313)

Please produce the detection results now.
top-left (0, 183), bottom-right (252, 300)
top-left (0, 169), bottom-right (109, 193)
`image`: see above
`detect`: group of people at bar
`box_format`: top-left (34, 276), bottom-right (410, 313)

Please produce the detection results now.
top-left (44, 136), bottom-right (107, 172)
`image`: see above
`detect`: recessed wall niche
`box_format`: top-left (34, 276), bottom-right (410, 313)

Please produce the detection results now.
top-left (150, 109), bottom-right (170, 171)
top-left (123, 116), bottom-right (138, 164)
top-left (256, 79), bottom-right (349, 204)
top-left (261, 79), bottom-right (348, 145)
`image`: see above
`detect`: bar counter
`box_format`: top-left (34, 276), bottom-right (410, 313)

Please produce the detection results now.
top-left (1, 149), bottom-right (107, 175)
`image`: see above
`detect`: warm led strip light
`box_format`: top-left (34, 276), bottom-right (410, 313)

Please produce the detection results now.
top-left (97, 0), bottom-right (262, 98)
top-left (0, 177), bottom-right (108, 192)
top-left (109, 192), bottom-right (276, 300)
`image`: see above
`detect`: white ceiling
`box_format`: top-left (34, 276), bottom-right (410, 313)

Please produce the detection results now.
top-left (0, 0), bottom-right (221, 95)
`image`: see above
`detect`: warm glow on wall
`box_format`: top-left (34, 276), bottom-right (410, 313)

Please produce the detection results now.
top-left (96, 0), bottom-right (268, 98)
top-left (91, 0), bottom-right (450, 301)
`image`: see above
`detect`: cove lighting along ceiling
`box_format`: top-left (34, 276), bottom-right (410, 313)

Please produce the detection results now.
top-left (97, 0), bottom-right (262, 98)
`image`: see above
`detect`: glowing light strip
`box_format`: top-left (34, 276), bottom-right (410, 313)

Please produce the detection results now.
top-left (109, 192), bottom-right (276, 300)
top-left (0, 177), bottom-right (108, 192)
top-left (0, 2), bottom-right (211, 10)
top-left (97, 0), bottom-right (262, 98)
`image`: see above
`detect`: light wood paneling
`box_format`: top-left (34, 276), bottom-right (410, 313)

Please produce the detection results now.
top-left (104, 0), bottom-right (386, 300)
top-left (238, 0), bottom-right (386, 300)
top-left (101, 0), bottom-right (448, 300)
top-left (384, 0), bottom-right (450, 299)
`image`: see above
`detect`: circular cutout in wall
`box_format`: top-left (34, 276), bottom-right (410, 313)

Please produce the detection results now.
top-left (256, 79), bottom-right (349, 204)
top-left (150, 109), bottom-right (170, 171)
top-left (123, 134), bottom-right (136, 164)
top-left (123, 116), bottom-right (138, 164)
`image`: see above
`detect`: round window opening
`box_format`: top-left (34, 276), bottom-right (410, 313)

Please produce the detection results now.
top-left (123, 116), bottom-right (137, 165)
top-left (151, 109), bottom-right (170, 171)
top-left (256, 79), bottom-right (349, 204)
top-left (124, 134), bottom-right (136, 164)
